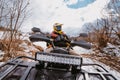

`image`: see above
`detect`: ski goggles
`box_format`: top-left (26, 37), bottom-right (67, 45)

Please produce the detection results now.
top-left (56, 26), bottom-right (61, 31)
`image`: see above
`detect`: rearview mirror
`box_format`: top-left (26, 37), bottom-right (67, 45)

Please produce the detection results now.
top-left (32, 27), bottom-right (41, 32)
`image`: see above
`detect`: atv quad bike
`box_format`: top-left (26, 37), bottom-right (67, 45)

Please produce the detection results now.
top-left (0, 34), bottom-right (117, 80)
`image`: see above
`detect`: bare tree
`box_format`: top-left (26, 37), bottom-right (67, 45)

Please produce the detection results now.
top-left (110, 0), bottom-right (120, 44)
top-left (0, 0), bottom-right (29, 60)
top-left (86, 0), bottom-right (120, 54)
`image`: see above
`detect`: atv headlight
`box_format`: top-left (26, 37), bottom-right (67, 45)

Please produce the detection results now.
top-left (35, 52), bottom-right (82, 66)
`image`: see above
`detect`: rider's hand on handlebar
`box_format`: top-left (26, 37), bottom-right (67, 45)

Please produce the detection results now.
top-left (50, 39), bottom-right (54, 41)
top-left (66, 42), bottom-right (71, 50)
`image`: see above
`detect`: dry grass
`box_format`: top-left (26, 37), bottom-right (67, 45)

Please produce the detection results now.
top-left (33, 44), bottom-right (43, 51)
top-left (30, 50), bottom-right (38, 57)
top-left (0, 39), bottom-right (25, 61)
top-left (0, 51), bottom-right (27, 62)
top-left (24, 40), bottom-right (32, 46)
top-left (0, 38), bottom-right (44, 62)
top-left (29, 44), bottom-right (43, 57)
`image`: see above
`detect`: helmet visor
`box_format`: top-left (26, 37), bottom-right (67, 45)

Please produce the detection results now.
top-left (56, 26), bottom-right (61, 31)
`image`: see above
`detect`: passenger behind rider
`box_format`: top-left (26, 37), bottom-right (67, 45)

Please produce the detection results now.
top-left (45, 23), bottom-right (78, 55)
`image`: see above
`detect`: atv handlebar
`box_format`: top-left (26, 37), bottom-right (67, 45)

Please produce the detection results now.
top-left (29, 34), bottom-right (92, 49)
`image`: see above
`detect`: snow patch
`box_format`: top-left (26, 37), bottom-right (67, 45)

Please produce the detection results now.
top-left (103, 43), bottom-right (120, 57)
top-left (73, 46), bottom-right (92, 54)
top-left (33, 41), bottom-right (47, 51)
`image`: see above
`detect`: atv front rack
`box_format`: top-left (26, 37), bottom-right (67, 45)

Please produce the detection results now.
top-left (0, 55), bottom-right (117, 80)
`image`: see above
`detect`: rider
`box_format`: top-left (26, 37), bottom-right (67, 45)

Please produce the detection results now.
top-left (45, 23), bottom-right (78, 55)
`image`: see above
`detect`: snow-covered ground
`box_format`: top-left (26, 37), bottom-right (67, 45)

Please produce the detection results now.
top-left (103, 43), bottom-right (120, 57)
top-left (33, 41), bottom-right (47, 51)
